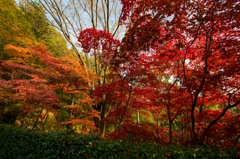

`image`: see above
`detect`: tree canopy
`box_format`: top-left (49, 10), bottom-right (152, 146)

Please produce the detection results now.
top-left (0, 0), bottom-right (239, 149)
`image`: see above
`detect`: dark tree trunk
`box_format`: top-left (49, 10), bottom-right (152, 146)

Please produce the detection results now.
top-left (169, 119), bottom-right (173, 145)
top-left (0, 101), bottom-right (5, 119)
top-left (93, 101), bottom-right (102, 130)
top-left (32, 108), bottom-right (43, 130)
top-left (100, 101), bottom-right (107, 137)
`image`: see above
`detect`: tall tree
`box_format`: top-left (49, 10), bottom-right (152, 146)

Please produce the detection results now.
top-left (25, 0), bottom-right (125, 135)
top-left (25, 0), bottom-right (124, 67)
top-left (116, 0), bottom-right (240, 146)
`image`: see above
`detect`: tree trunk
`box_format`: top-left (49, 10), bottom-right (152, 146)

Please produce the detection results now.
top-left (42, 110), bottom-right (49, 131)
top-left (0, 101), bottom-right (5, 119)
top-left (167, 102), bottom-right (173, 144)
top-left (21, 118), bottom-right (25, 127)
top-left (100, 101), bottom-right (107, 137)
top-left (67, 98), bottom-right (74, 130)
top-left (137, 109), bottom-right (140, 124)
top-left (32, 108), bottom-right (43, 130)
top-left (56, 113), bottom-right (61, 131)
top-left (169, 119), bottom-right (173, 145)
top-left (93, 102), bottom-right (101, 130)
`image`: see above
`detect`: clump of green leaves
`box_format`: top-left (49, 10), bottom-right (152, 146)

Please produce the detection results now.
top-left (0, 124), bottom-right (239, 159)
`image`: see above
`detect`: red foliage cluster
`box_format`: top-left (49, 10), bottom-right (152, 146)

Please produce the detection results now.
top-left (78, 28), bottom-right (121, 65)
top-left (77, 0), bottom-right (240, 148)
top-left (1, 0), bottom-right (239, 149)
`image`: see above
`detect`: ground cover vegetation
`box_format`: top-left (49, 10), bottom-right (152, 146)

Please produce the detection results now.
top-left (0, 0), bottom-right (239, 157)
top-left (0, 124), bottom-right (239, 158)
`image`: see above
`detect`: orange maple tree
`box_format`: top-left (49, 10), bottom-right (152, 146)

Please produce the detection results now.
top-left (0, 44), bottom-right (99, 133)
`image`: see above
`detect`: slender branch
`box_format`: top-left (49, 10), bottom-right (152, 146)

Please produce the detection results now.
top-left (200, 100), bottom-right (240, 143)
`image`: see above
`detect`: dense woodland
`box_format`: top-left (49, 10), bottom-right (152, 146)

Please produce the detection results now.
top-left (0, 0), bottom-right (239, 150)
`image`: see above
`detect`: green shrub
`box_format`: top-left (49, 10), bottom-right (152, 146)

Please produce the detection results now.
top-left (0, 124), bottom-right (239, 159)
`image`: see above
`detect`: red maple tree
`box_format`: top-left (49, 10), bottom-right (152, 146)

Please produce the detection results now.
top-left (81, 0), bottom-right (240, 147)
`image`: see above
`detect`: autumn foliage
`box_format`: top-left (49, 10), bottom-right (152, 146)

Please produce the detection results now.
top-left (0, 44), bottom-right (99, 132)
top-left (77, 0), bottom-right (240, 148)
top-left (0, 0), bottom-right (240, 149)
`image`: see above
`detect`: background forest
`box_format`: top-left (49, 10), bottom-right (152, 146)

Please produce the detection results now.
top-left (0, 0), bottom-right (239, 152)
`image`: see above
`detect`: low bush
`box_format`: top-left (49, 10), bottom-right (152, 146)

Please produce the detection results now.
top-left (0, 124), bottom-right (239, 159)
